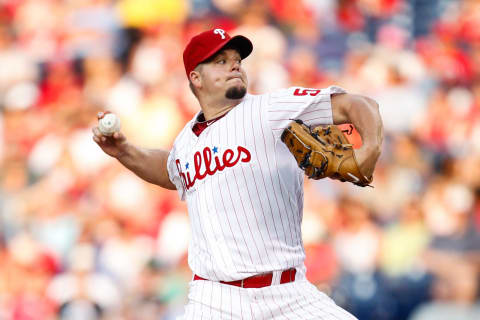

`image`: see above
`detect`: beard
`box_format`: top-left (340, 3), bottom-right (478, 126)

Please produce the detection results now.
top-left (225, 85), bottom-right (247, 100)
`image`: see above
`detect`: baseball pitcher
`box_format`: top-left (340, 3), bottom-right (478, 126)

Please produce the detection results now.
top-left (93, 28), bottom-right (383, 319)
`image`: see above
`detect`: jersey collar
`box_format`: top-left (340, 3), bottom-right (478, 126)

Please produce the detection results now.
top-left (192, 112), bottom-right (227, 137)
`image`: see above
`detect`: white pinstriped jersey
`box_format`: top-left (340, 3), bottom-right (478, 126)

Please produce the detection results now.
top-left (167, 86), bottom-right (346, 281)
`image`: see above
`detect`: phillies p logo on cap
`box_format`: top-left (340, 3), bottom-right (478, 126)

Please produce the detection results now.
top-left (183, 28), bottom-right (253, 78)
top-left (214, 28), bottom-right (226, 39)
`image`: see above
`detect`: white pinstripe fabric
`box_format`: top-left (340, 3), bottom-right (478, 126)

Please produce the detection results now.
top-left (178, 269), bottom-right (357, 320)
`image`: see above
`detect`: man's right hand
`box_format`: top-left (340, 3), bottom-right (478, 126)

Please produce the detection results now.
top-left (92, 112), bottom-right (128, 158)
top-left (92, 111), bottom-right (176, 190)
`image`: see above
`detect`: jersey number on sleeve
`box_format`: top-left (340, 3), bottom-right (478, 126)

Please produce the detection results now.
top-left (293, 88), bottom-right (321, 96)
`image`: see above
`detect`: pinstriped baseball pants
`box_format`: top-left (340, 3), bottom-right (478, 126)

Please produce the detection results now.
top-left (177, 271), bottom-right (358, 320)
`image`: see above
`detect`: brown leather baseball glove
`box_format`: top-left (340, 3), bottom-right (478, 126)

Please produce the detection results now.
top-left (281, 120), bottom-right (373, 187)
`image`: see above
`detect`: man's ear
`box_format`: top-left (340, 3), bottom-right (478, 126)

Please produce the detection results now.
top-left (189, 70), bottom-right (202, 89)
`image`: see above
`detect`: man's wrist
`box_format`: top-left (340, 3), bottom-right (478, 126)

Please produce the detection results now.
top-left (358, 143), bottom-right (381, 175)
top-left (361, 143), bottom-right (381, 157)
top-left (115, 143), bottom-right (133, 160)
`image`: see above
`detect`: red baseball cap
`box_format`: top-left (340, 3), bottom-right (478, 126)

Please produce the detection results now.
top-left (183, 28), bottom-right (253, 78)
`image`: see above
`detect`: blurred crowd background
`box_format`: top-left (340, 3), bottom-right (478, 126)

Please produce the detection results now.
top-left (1, 0), bottom-right (480, 319)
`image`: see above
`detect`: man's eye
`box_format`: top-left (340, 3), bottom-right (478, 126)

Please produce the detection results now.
top-left (217, 59), bottom-right (226, 64)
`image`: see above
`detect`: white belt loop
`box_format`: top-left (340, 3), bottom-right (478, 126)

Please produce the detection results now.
top-left (271, 270), bottom-right (282, 286)
top-left (241, 279), bottom-right (245, 288)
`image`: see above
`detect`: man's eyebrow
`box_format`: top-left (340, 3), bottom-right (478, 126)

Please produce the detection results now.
top-left (227, 50), bottom-right (242, 59)
top-left (206, 52), bottom-right (225, 62)
top-left (208, 49), bottom-right (241, 63)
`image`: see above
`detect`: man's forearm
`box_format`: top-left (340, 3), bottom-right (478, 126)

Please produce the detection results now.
top-left (332, 94), bottom-right (383, 149)
top-left (348, 95), bottom-right (383, 153)
top-left (332, 93), bottom-right (384, 178)
top-left (345, 95), bottom-right (383, 177)
top-left (116, 144), bottom-right (176, 190)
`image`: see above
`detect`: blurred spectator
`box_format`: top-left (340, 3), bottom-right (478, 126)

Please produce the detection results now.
top-left (333, 196), bottom-right (381, 275)
top-left (47, 243), bottom-right (121, 319)
top-left (409, 260), bottom-right (480, 320)
top-left (116, 0), bottom-right (189, 27)
top-left (380, 199), bottom-right (430, 277)
top-left (98, 217), bottom-right (155, 290)
top-left (63, 0), bottom-right (122, 59)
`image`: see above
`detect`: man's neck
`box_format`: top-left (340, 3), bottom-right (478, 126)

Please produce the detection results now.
top-left (200, 98), bottom-right (243, 120)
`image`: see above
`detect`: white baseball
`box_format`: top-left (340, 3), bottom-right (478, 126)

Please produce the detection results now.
top-left (98, 113), bottom-right (121, 136)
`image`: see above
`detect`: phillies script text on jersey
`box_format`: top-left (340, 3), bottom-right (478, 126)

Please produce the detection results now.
top-left (176, 146), bottom-right (251, 190)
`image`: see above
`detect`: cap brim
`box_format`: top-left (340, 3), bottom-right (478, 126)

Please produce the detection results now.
top-left (200, 35), bottom-right (253, 64)
top-left (225, 35), bottom-right (253, 59)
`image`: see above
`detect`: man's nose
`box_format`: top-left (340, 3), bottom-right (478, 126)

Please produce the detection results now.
top-left (231, 60), bottom-right (240, 71)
